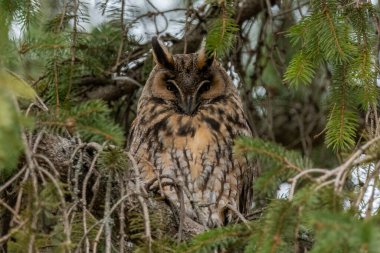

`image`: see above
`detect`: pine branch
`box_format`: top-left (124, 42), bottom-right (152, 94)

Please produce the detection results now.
top-left (205, 0), bottom-right (239, 58)
top-left (285, 0), bottom-right (377, 152)
top-left (38, 100), bottom-right (125, 146)
top-left (284, 51), bottom-right (316, 86)
top-left (235, 137), bottom-right (312, 198)
top-left (177, 223), bottom-right (250, 253)
top-left (325, 64), bottom-right (359, 151)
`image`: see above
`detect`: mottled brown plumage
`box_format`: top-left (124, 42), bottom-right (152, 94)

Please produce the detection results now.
top-left (128, 37), bottom-right (255, 228)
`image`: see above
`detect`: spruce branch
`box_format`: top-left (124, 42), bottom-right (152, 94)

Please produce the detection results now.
top-left (205, 0), bottom-right (239, 58)
top-left (284, 51), bottom-right (316, 86)
top-left (177, 223), bottom-right (250, 253)
top-left (325, 64), bottom-right (360, 151)
top-left (323, 6), bottom-right (345, 60)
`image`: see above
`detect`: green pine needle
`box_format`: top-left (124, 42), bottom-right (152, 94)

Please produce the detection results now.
top-left (39, 100), bottom-right (125, 146)
top-left (235, 137), bottom-right (312, 197)
top-left (206, 17), bottom-right (238, 58)
top-left (325, 105), bottom-right (359, 151)
top-left (177, 223), bottom-right (250, 253)
top-left (284, 51), bottom-right (316, 86)
top-left (205, 0), bottom-right (238, 58)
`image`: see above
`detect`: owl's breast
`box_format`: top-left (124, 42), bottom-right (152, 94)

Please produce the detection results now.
top-left (129, 98), bottom-right (253, 227)
top-left (131, 100), bottom-right (251, 180)
top-left (155, 111), bottom-right (239, 183)
top-left (162, 114), bottom-right (222, 178)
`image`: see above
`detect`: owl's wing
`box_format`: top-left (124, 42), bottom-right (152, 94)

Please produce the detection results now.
top-left (237, 117), bottom-right (257, 215)
top-left (239, 158), bottom-right (257, 215)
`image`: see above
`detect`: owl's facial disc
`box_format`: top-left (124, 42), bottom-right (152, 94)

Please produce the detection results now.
top-left (150, 37), bottom-right (227, 115)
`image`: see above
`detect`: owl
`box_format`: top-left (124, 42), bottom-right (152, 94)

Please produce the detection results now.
top-left (128, 37), bottom-right (255, 228)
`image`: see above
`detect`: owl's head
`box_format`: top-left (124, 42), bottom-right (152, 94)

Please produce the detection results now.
top-left (141, 37), bottom-right (235, 115)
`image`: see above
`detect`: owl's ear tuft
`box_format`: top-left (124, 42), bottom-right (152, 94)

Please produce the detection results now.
top-left (152, 36), bottom-right (174, 70)
top-left (197, 45), bottom-right (214, 70)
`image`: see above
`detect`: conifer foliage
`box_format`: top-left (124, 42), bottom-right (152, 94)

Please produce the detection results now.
top-left (284, 0), bottom-right (377, 151)
top-left (0, 0), bottom-right (379, 252)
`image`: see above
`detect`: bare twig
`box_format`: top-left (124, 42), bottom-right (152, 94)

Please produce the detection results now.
top-left (226, 204), bottom-right (250, 227)
top-left (118, 176), bottom-right (126, 253)
top-left (365, 161), bottom-right (380, 218)
top-left (0, 198), bottom-right (22, 224)
top-left (289, 169), bottom-right (326, 199)
top-left (92, 223), bottom-right (105, 253)
top-left (66, 0), bottom-right (79, 100)
top-left (354, 164), bottom-right (375, 208)
top-left (33, 153), bottom-right (60, 177)
top-left (37, 166), bottom-right (71, 250)
top-left (78, 192), bottom-right (132, 251)
top-left (12, 96), bottom-right (39, 253)
top-left (0, 166), bottom-right (26, 193)
top-left (0, 220), bottom-right (28, 244)
top-left (81, 149), bottom-right (102, 253)
top-left (89, 174), bottom-right (101, 210)
top-left (115, 0), bottom-right (126, 70)
top-left (104, 174), bottom-right (113, 253)
top-left (183, 0), bottom-right (193, 54)
top-left (127, 152), bottom-right (152, 252)
top-left (289, 135), bottom-right (380, 199)
top-left (11, 168), bottom-right (30, 226)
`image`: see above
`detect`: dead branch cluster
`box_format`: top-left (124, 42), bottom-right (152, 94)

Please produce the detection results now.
top-left (288, 106), bottom-right (380, 217)
top-left (0, 129), bottom-right (159, 252)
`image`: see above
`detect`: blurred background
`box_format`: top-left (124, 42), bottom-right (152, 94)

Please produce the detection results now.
top-left (2, 0), bottom-right (338, 164)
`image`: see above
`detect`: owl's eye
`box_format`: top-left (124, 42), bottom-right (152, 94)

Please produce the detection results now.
top-left (166, 81), bottom-right (178, 93)
top-left (198, 81), bottom-right (211, 93)
top-left (166, 84), bottom-right (176, 91)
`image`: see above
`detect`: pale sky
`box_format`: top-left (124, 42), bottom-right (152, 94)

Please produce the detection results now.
top-left (10, 0), bottom-right (187, 42)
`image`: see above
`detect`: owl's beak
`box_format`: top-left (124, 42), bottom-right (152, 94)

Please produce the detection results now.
top-left (180, 96), bottom-right (199, 115)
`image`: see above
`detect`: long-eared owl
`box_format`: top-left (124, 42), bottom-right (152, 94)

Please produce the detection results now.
top-left (128, 37), bottom-right (256, 228)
